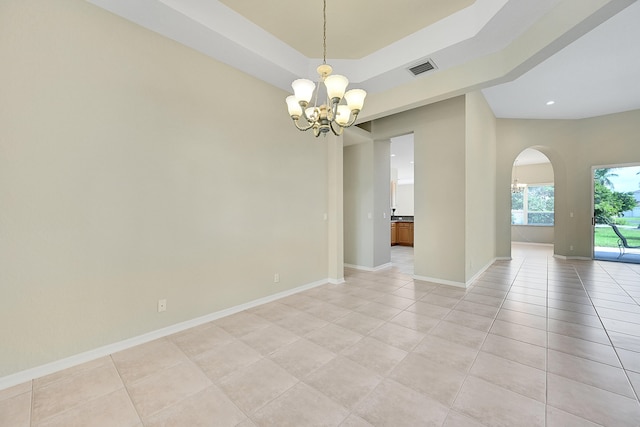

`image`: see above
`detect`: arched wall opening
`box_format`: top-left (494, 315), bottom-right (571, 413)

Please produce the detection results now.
top-left (510, 149), bottom-right (555, 247)
top-left (498, 143), bottom-right (568, 260)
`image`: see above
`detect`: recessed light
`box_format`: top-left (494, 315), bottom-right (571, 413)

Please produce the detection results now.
top-left (410, 161), bottom-right (414, 164)
top-left (546, 100), bottom-right (555, 106)
top-left (391, 154), bottom-right (396, 157)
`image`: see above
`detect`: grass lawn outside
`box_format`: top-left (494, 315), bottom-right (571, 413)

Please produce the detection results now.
top-left (616, 216), bottom-right (640, 227)
top-left (594, 224), bottom-right (640, 248)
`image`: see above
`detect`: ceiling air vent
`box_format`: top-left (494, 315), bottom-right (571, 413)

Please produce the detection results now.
top-left (408, 59), bottom-right (437, 77)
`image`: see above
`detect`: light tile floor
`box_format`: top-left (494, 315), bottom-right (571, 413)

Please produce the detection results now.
top-left (2, 244), bottom-right (640, 426)
top-left (390, 245), bottom-right (415, 275)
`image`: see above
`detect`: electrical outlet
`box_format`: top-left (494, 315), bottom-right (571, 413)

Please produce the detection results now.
top-left (158, 299), bottom-right (167, 312)
top-left (570, 245), bottom-right (574, 251)
top-left (274, 273), bottom-right (280, 283)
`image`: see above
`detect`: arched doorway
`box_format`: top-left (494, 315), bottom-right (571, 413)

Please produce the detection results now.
top-left (510, 149), bottom-right (555, 256)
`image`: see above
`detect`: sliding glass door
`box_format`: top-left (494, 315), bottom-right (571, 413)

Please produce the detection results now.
top-left (593, 165), bottom-right (640, 263)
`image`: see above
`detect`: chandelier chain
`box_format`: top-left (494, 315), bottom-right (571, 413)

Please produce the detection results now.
top-left (322, 0), bottom-right (327, 64)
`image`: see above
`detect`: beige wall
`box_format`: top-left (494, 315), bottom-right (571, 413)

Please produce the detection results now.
top-left (512, 226), bottom-right (554, 244)
top-left (465, 92), bottom-right (497, 278)
top-left (343, 140), bottom-right (391, 269)
top-left (373, 140), bottom-right (392, 267)
top-left (515, 162), bottom-right (554, 184)
top-left (369, 92), bottom-right (496, 285)
top-left (372, 97), bottom-right (468, 284)
top-left (0, 0), bottom-right (328, 377)
top-left (344, 143), bottom-right (375, 268)
top-left (496, 109), bottom-right (640, 258)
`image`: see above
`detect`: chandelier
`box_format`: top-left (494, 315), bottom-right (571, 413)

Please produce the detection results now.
top-left (285, 0), bottom-right (366, 137)
top-left (511, 160), bottom-right (526, 194)
top-left (511, 178), bottom-right (525, 194)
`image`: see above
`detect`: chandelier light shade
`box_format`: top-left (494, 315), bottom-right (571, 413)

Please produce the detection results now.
top-left (285, 0), bottom-right (366, 137)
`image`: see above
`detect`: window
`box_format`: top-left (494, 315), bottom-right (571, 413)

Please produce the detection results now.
top-left (512, 184), bottom-right (554, 225)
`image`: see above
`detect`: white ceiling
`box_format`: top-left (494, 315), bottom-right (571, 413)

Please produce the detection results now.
top-left (88, 0), bottom-right (640, 121)
top-left (217, 0), bottom-right (475, 60)
top-left (515, 148), bottom-right (551, 166)
top-left (482, 0), bottom-right (640, 119)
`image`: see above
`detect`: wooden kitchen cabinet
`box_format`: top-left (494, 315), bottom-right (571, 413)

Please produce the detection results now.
top-left (396, 222), bottom-right (414, 246)
top-left (391, 222), bottom-right (397, 245)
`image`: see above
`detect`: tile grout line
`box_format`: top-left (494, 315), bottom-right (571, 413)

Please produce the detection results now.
top-left (444, 256), bottom-right (527, 419)
top-left (339, 274), bottom-right (445, 425)
top-left (545, 255), bottom-right (549, 427)
top-left (573, 263), bottom-right (640, 403)
top-left (337, 267), bottom-right (498, 425)
top-left (109, 354), bottom-right (145, 426)
top-left (28, 359), bottom-right (131, 427)
top-left (29, 380), bottom-right (33, 427)
top-left (324, 270), bottom-right (439, 426)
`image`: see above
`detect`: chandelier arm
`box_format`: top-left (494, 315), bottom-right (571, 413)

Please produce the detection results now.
top-left (299, 102), bottom-right (312, 122)
top-left (329, 120), bottom-right (344, 136)
top-left (292, 118), bottom-right (315, 132)
top-left (329, 99), bottom-right (339, 121)
top-left (344, 111), bottom-right (360, 127)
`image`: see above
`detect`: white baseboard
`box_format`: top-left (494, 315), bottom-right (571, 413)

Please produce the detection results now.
top-left (344, 262), bottom-right (392, 272)
top-left (328, 278), bottom-right (345, 284)
top-left (374, 262), bottom-right (393, 271)
top-left (465, 258), bottom-right (497, 286)
top-left (413, 257), bottom-right (497, 289)
top-left (0, 278), bottom-right (329, 391)
top-left (512, 242), bottom-right (554, 247)
top-left (553, 254), bottom-right (592, 260)
top-left (413, 274), bottom-right (467, 288)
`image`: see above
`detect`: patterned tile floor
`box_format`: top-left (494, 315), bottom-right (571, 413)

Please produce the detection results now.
top-left (1, 243), bottom-right (640, 426)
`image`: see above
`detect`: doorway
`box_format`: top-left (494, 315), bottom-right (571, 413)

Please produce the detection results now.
top-left (390, 134), bottom-right (414, 274)
top-left (510, 149), bottom-right (554, 250)
top-left (593, 164), bottom-right (640, 263)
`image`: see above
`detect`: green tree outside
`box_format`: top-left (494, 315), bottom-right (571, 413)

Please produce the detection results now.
top-left (594, 178), bottom-right (637, 224)
top-left (594, 168), bottom-right (619, 189)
